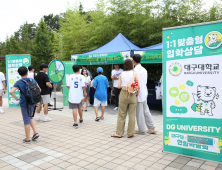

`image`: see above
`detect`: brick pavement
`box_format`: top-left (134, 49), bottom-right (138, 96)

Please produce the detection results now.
top-left (0, 92), bottom-right (221, 170)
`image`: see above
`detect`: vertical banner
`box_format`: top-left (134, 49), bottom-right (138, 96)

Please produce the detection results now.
top-left (6, 54), bottom-right (31, 107)
top-left (62, 61), bottom-right (77, 106)
top-left (163, 21), bottom-right (222, 162)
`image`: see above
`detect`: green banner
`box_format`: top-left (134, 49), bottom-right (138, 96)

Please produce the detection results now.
top-left (6, 54), bottom-right (31, 107)
top-left (71, 51), bottom-right (130, 65)
top-left (163, 21), bottom-right (222, 162)
top-left (62, 61), bottom-right (77, 106)
top-left (134, 50), bottom-right (162, 63)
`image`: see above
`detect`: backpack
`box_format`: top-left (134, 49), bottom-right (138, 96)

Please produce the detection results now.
top-left (20, 78), bottom-right (41, 117)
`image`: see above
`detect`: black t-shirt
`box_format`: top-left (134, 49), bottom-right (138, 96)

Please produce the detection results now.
top-left (35, 72), bottom-right (50, 95)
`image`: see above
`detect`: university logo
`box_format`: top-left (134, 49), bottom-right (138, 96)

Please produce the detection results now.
top-left (204, 31), bottom-right (222, 49)
top-left (169, 62), bottom-right (182, 76)
top-left (23, 58), bottom-right (29, 65)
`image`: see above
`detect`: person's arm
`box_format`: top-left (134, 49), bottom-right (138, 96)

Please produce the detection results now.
top-left (45, 75), bottom-right (52, 88)
top-left (2, 81), bottom-right (6, 94)
top-left (135, 73), bottom-right (140, 97)
top-left (66, 77), bottom-right (70, 89)
top-left (118, 74), bottom-right (122, 89)
top-left (82, 76), bottom-right (87, 96)
top-left (10, 87), bottom-right (19, 101)
top-left (93, 78), bottom-right (97, 89)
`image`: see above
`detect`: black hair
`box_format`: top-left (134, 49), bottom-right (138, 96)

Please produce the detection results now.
top-left (40, 64), bottom-right (48, 70)
top-left (132, 54), bottom-right (141, 63)
top-left (123, 59), bottom-right (133, 71)
top-left (28, 65), bottom-right (34, 71)
top-left (81, 68), bottom-right (88, 76)
top-left (18, 66), bottom-right (28, 76)
top-left (92, 73), bottom-right (98, 79)
top-left (73, 65), bottom-right (80, 73)
top-left (82, 65), bottom-right (87, 68)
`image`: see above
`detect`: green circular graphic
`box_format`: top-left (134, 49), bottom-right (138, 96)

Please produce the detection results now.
top-left (179, 91), bottom-right (190, 102)
top-left (169, 87), bottom-right (179, 98)
top-left (48, 60), bottom-right (65, 84)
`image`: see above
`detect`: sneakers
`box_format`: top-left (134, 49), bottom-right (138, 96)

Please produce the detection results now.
top-left (0, 109), bottom-right (4, 113)
top-left (36, 118), bottom-right (40, 122)
top-left (23, 138), bottom-right (31, 144)
top-left (113, 107), bottom-right (118, 111)
top-left (79, 119), bottom-right (83, 124)
top-left (73, 123), bottom-right (78, 129)
top-left (95, 117), bottom-right (100, 121)
top-left (43, 118), bottom-right (52, 122)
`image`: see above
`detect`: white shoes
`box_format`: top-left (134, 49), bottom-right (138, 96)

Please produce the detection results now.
top-left (113, 107), bottom-right (118, 111)
top-left (0, 109), bottom-right (4, 113)
top-left (36, 118), bottom-right (40, 122)
top-left (43, 118), bottom-right (52, 122)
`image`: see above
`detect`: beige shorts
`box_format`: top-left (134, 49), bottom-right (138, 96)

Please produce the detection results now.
top-left (0, 89), bottom-right (3, 96)
top-left (41, 95), bottom-right (50, 104)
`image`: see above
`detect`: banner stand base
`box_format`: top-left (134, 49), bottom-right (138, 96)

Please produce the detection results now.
top-left (48, 98), bottom-right (63, 111)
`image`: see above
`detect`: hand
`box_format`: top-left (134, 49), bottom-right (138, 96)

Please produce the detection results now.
top-left (52, 85), bottom-right (54, 89)
top-left (3, 90), bottom-right (6, 94)
top-left (84, 93), bottom-right (87, 97)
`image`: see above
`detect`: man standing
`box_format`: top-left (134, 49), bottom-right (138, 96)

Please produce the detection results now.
top-left (35, 64), bottom-right (53, 122)
top-left (27, 65), bottom-right (35, 79)
top-left (0, 72), bottom-right (6, 113)
top-left (111, 64), bottom-right (123, 110)
top-left (66, 65), bottom-right (87, 128)
top-left (93, 67), bottom-right (109, 121)
top-left (132, 54), bottom-right (156, 134)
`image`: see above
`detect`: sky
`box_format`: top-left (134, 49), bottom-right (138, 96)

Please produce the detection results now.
top-left (0, 0), bottom-right (219, 42)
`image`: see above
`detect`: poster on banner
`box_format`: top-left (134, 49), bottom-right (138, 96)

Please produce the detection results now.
top-left (62, 61), bottom-right (77, 106)
top-left (6, 54), bottom-right (31, 107)
top-left (163, 21), bottom-right (222, 162)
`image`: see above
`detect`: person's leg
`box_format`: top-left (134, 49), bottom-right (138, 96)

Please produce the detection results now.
top-left (85, 97), bottom-right (89, 110)
top-left (30, 119), bottom-right (38, 134)
top-left (143, 100), bottom-right (155, 132)
top-left (0, 96), bottom-right (2, 107)
top-left (94, 106), bottom-right (99, 118)
top-left (101, 106), bottom-right (105, 119)
top-left (43, 104), bottom-right (48, 115)
top-left (36, 103), bottom-right (42, 120)
top-left (135, 102), bottom-right (147, 133)
top-left (78, 108), bottom-right (83, 120)
top-left (127, 94), bottom-right (137, 137)
top-left (73, 109), bottom-right (78, 122)
top-left (115, 90), bottom-right (128, 136)
top-left (114, 88), bottom-right (119, 108)
top-left (24, 125), bottom-right (31, 141)
top-left (82, 97), bottom-right (86, 108)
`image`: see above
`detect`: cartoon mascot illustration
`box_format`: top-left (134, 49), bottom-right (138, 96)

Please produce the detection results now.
top-left (191, 85), bottom-right (216, 116)
top-left (208, 34), bottom-right (221, 47)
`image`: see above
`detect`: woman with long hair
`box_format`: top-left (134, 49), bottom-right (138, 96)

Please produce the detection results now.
top-left (111, 59), bottom-right (140, 138)
top-left (81, 68), bottom-right (91, 111)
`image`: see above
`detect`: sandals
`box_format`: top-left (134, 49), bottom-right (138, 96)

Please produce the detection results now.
top-left (111, 134), bottom-right (122, 138)
top-left (95, 117), bottom-right (100, 121)
top-left (128, 135), bottom-right (134, 138)
top-left (32, 133), bottom-right (39, 140)
top-left (23, 139), bottom-right (31, 144)
top-left (100, 116), bottom-right (104, 120)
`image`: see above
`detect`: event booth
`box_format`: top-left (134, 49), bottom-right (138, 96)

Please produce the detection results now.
top-left (63, 33), bottom-right (163, 107)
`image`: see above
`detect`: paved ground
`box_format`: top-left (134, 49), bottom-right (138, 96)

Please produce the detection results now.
top-left (0, 92), bottom-right (221, 170)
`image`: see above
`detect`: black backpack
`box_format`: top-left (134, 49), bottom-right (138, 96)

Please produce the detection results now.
top-left (20, 78), bottom-right (41, 117)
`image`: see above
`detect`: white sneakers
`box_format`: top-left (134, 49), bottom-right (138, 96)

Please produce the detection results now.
top-left (43, 118), bottom-right (52, 122)
top-left (0, 109), bottom-right (4, 113)
top-left (113, 107), bottom-right (118, 111)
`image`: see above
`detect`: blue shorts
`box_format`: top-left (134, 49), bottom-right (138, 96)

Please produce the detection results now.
top-left (20, 104), bottom-right (35, 125)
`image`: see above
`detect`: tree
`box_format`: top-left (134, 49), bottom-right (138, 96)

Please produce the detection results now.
top-left (44, 14), bottom-right (61, 31)
top-left (32, 19), bottom-right (53, 69)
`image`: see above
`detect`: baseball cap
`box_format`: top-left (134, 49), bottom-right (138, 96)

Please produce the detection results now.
top-left (97, 67), bottom-right (103, 73)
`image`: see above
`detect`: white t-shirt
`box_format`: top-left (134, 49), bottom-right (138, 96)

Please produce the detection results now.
top-left (66, 73), bottom-right (86, 103)
top-left (0, 72), bottom-right (5, 89)
top-left (121, 70), bottom-right (134, 86)
top-left (83, 75), bottom-right (91, 84)
top-left (111, 68), bottom-right (123, 87)
top-left (134, 64), bottom-right (148, 102)
top-left (27, 72), bottom-right (34, 79)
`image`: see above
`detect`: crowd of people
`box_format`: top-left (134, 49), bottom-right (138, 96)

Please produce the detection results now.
top-left (0, 54), bottom-right (157, 143)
